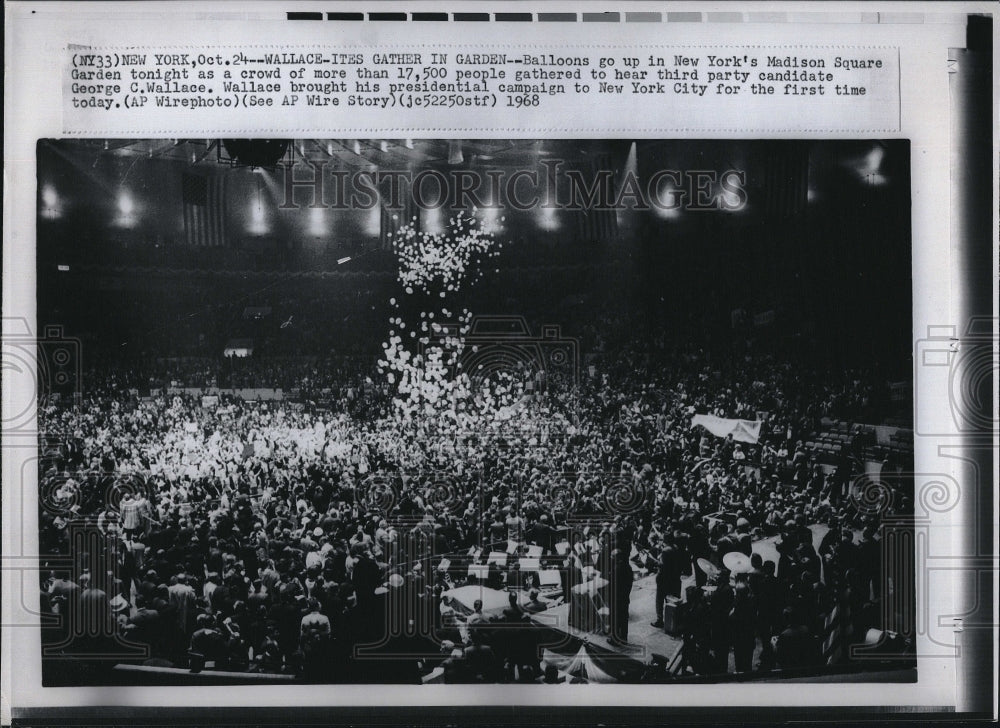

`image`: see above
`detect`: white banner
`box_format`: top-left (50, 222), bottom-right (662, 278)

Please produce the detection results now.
top-left (691, 413), bottom-right (762, 443)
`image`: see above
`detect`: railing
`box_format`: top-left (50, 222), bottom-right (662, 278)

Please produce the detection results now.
top-left (113, 663), bottom-right (295, 683)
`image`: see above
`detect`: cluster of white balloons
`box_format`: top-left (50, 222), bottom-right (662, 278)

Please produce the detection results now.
top-left (378, 306), bottom-right (473, 421)
top-left (376, 213), bottom-right (569, 447)
top-left (379, 214), bottom-right (511, 435)
top-left (389, 214), bottom-right (504, 296)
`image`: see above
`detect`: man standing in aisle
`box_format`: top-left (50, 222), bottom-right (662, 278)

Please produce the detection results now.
top-left (608, 548), bottom-right (634, 646)
top-left (651, 537), bottom-right (684, 629)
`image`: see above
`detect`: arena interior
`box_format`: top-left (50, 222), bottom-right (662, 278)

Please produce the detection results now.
top-left (35, 138), bottom-right (917, 685)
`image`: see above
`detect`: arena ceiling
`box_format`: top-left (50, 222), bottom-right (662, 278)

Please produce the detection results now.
top-left (43, 139), bottom-right (631, 172)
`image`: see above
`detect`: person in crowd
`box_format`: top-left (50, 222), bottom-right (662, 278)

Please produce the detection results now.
top-left (708, 568), bottom-right (734, 672)
top-left (729, 582), bottom-right (758, 673)
top-left (300, 598), bottom-right (332, 641)
top-left (466, 597), bottom-right (488, 642)
top-left (189, 613), bottom-right (228, 667)
top-left (773, 607), bottom-right (823, 670)
top-left (462, 628), bottom-right (500, 683)
top-left (678, 586), bottom-right (712, 675)
top-left (523, 589), bottom-right (548, 614)
top-left (651, 539), bottom-right (684, 629)
top-left (167, 573), bottom-right (197, 636)
top-left (608, 548), bottom-right (634, 646)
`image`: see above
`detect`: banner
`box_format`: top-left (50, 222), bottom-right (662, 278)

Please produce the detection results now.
top-left (691, 413), bottom-right (762, 444)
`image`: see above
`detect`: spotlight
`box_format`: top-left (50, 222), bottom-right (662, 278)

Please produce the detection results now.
top-left (537, 206), bottom-right (559, 231)
top-left (115, 189), bottom-right (137, 228)
top-left (423, 205), bottom-right (444, 234)
top-left (480, 206), bottom-right (504, 232)
top-left (365, 195), bottom-right (381, 236)
top-left (248, 201), bottom-right (269, 235)
top-left (42, 184), bottom-right (58, 208)
top-left (864, 145), bottom-right (885, 173)
top-left (118, 191), bottom-right (134, 215)
top-left (848, 143), bottom-right (887, 186)
top-left (309, 206), bottom-right (327, 237)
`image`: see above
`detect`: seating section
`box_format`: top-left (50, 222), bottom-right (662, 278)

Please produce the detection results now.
top-left (804, 419), bottom-right (913, 466)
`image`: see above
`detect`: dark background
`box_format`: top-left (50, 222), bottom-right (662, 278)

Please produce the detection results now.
top-left (36, 138), bottom-right (912, 388)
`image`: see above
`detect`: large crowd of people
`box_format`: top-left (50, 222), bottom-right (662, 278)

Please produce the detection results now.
top-left (33, 136), bottom-right (917, 686)
top-left (36, 313), bottom-right (914, 683)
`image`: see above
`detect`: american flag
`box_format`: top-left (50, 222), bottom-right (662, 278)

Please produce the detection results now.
top-left (763, 143), bottom-right (809, 219)
top-left (576, 156), bottom-right (618, 244)
top-left (182, 172), bottom-right (227, 247)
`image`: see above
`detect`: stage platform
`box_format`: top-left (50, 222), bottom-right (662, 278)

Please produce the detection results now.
top-left (530, 573), bottom-right (684, 670)
top-left (528, 524), bottom-right (841, 673)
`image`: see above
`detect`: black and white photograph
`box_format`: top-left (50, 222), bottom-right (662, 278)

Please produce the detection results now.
top-left (34, 137), bottom-right (917, 687)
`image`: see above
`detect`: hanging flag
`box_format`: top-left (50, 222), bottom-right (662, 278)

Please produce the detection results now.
top-left (576, 155), bottom-right (619, 244)
top-left (764, 142), bottom-right (809, 219)
top-left (823, 588), bottom-right (855, 665)
top-left (183, 171), bottom-right (227, 247)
